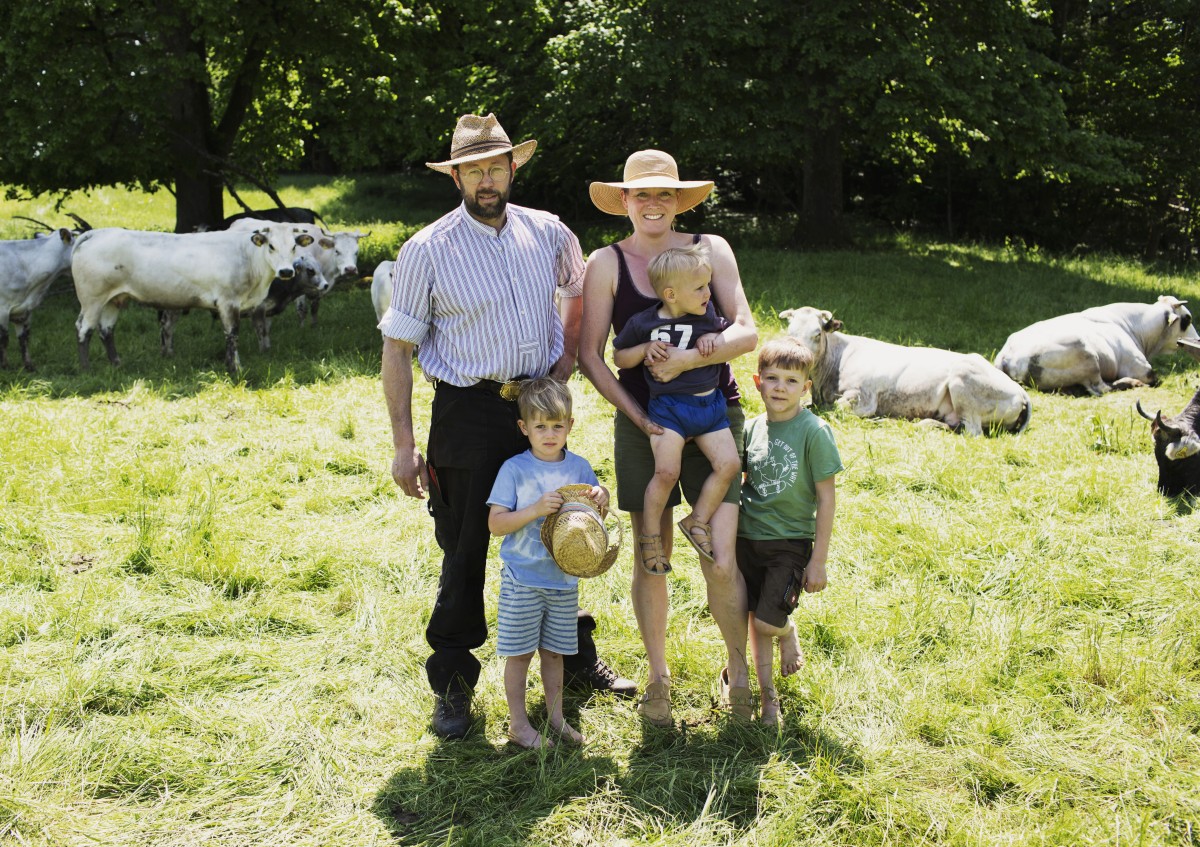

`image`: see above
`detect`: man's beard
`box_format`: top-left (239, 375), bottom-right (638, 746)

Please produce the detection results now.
top-left (463, 184), bottom-right (510, 220)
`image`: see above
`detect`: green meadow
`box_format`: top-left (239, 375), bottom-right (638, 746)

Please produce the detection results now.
top-left (1, 177), bottom-right (1198, 846)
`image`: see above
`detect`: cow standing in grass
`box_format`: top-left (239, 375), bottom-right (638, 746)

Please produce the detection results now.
top-left (72, 226), bottom-right (313, 373)
top-left (782, 306), bottom-right (1031, 435)
top-left (0, 228), bottom-right (76, 370)
top-left (371, 260), bottom-right (395, 321)
top-left (995, 296), bottom-right (1198, 395)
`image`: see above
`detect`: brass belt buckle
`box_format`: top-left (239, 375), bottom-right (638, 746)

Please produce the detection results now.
top-left (499, 380), bottom-right (523, 401)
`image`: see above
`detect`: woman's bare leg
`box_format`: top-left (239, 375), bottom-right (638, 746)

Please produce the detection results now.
top-left (631, 509), bottom-right (673, 685)
top-left (700, 501), bottom-right (749, 689)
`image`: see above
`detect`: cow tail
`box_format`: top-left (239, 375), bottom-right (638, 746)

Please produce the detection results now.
top-left (1013, 397), bottom-right (1032, 434)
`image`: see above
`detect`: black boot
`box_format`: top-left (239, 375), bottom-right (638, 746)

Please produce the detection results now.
top-left (432, 689), bottom-right (473, 739)
top-left (427, 657), bottom-right (478, 740)
top-left (564, 611), bottom-right (639, 698)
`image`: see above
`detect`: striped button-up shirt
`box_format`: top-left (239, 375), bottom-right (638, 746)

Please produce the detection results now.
top-left (378, 203), bottom-right (584, 386)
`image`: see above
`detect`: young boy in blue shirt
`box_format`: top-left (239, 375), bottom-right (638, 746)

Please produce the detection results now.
top-left (487, 377), bottom-right (609, 748)
top-left (738, 337), bottom-right (843, 726)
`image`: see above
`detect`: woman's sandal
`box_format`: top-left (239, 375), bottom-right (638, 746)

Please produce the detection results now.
top-left (717, 668), bottom-right (754, 723)
top-left (677, 514), bottom-right (715, 564)
top-left (637, 678), bottom-right (673, 727)
top-left (637, 534), bottom-right (671, 576)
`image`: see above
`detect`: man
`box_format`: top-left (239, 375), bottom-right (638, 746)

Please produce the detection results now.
top-left (380, 113), bottom-right (636, 740)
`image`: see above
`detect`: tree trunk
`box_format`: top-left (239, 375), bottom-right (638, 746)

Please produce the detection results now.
top-left (159, 10), bottom-right (225, 233)
top-left (799, 121), bottom-right (848, 247)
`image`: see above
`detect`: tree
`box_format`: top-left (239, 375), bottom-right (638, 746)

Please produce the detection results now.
top-left (0, 0), bottom-right (387, 232)
top-left (528, 0), bottom-right (1079, 247)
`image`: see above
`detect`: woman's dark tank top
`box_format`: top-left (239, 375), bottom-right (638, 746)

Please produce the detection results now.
top-left (610, 236), bottom-right (741, 411)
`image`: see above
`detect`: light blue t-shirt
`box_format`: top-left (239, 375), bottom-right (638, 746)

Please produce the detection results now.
top-left (487, 449), bottom-right (600, 589)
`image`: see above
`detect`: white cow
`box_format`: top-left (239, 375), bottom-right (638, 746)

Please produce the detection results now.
top-left (72, 226), bottom-right (313, 373)
top-left (0, 228), bottom-right (76, 370)
top-left (371, 259), bottom-right (395, 321)
top-left (994, 296), bottom-right (1199, 395)
top-left (229, 219), bottom-right (364, 327)
top-left (781, 306), bottom-right (1031, 435)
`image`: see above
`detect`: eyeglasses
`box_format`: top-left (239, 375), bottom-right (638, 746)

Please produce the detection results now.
top-left (458, 164), bottom-right (511, 184)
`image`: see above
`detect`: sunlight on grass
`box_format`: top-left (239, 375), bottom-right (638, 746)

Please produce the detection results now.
top-left (1, 183), bottom-right (1199, 844)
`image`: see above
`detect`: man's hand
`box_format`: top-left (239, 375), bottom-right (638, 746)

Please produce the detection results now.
top-left (392, 446), bottom-right (430, 499)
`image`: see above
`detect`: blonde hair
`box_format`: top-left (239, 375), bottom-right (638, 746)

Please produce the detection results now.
top-left (517, 377), bottom-right (572, 421)
top-left (647, 240), bottom-right (712, 299)
top-left (757, 336), bottom-right (814, 375)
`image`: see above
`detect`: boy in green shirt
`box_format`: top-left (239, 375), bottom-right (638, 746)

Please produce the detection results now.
top-left (737, 337), bottom-right (843, 725)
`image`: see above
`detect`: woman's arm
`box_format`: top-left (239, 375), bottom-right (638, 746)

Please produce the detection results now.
top-left (577, 247), bottom-right (664, 436)
top-left (645, 233), bottom-right (758, 383)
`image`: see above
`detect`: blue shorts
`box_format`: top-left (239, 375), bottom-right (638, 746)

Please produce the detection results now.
top-left (648, 390), bottom-right (731, 439)
top-left (496, 568), bottom-right (579, 657)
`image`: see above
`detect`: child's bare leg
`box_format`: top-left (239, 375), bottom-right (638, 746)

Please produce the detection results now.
top-left (778, 619), bottom-right (804, 676)
top-left (644, 430), bottom-right (685, 532)
top-left (541, 649), bottom-right (583, 743)
top-left (687, 427), bottom-right (740, 524)
top-left (748, 613), bottom-right (780, 726)
top-left (754, 615), bottom-right (805, 676)
top-left (505, 652), bottom-right (549, 748)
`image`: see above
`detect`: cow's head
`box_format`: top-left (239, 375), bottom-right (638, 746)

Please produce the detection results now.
top-left (249, 225), bottom-right (313, 279)
top-left (316, 230), bottom-right (365, 280)
top-left (780, 306), bottom-right (842, 359)
top-left (1155, 294), bottom-right (1199, 343)
top-left (1137, 394), bottom-right (1200, 461)
top-left (292, 255), bottom-right (331, 296)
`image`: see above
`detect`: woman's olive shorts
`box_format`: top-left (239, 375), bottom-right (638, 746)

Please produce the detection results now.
top-left (613, 404), bottom-right (744, 513)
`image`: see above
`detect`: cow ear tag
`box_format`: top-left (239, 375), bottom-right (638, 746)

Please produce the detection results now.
top-left (296, 234), bottom-right (314, 247)
top-left (319, 238), bottom-right (335, 249)
top-left (251, 232), bottom-right (267, 247)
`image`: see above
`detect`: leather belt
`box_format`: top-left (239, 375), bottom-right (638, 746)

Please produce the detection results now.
top-left (431, 377), bottom-right (527, 402)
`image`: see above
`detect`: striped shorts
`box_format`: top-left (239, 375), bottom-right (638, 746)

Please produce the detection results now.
top-left (496, 568), bottom-right (579, 657)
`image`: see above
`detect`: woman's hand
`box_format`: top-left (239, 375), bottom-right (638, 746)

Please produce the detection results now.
top-left (645, 344), bottom-right (697, 383)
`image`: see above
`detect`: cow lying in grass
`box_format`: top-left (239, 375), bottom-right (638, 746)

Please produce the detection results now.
top-left (994, 296), bottom-right (1198, 395)
top-left (781, 306), bottom-right (1031, 435)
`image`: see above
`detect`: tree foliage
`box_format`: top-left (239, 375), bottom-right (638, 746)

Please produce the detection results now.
top-left (0, 0), bottom-right (1195, 256)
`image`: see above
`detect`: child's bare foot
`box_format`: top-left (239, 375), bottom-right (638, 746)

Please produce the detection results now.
top-left (780, 624), bottom-right (805, 677)
top-left (760, 687), bottom-right (781, 727)
top-left (508, 724), bottom-right (554, 749)
top-left (549, 719), bottom-right (584, 745)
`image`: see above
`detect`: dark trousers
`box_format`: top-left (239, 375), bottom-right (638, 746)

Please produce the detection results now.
top-left (424, 383), bottom-right (526, 697)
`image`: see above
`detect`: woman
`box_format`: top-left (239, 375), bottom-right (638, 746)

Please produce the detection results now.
top-left (578, 149), bottom-right (758, 725)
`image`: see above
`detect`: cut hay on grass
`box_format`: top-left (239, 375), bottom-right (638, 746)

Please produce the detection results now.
top-left (1, 180), bottom-right (1199, 845)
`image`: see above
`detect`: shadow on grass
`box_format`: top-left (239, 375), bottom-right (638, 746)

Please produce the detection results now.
top-left (624, 713), bottom-right (865, 832)
top-left (372, 703), bottom-right (863, 845)
top-left (372, 732), bottom-right (621, 846)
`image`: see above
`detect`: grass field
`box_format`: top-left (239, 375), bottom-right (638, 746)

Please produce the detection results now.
top-left (1, 180), bottom-right (1199, 846)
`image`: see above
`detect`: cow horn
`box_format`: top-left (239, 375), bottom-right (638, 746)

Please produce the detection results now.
top-left (1135, 400), bottom-right (1156, 421)
top-left (67, 213), bottom-right (94, 231)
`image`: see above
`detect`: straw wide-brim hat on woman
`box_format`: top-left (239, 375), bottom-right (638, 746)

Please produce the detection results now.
top-left (426, 113), bottom-right (538, 174)
top-left (540, 485), bottom-right (623, 579)
top-left (589, 149), bottom-right (714, 216)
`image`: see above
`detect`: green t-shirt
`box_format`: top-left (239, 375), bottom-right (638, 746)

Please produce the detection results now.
top-left (738, 408), bottom-right (843, 541)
